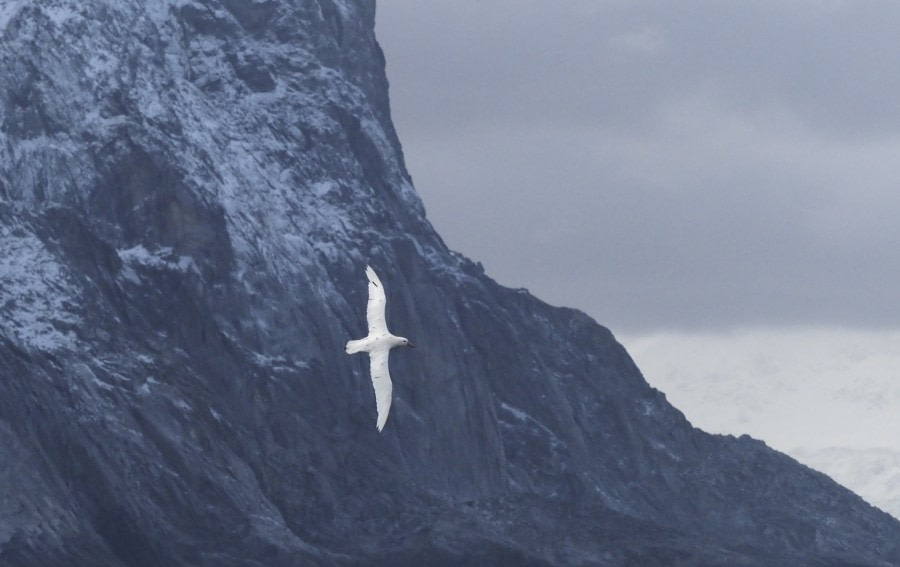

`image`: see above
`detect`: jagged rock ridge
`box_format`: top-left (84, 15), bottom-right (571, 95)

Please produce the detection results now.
top-left (0, 1), bottom-right (898, 565)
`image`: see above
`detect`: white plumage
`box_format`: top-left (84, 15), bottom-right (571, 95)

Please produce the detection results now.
top-left (345, 265), bottom-right (415, 432)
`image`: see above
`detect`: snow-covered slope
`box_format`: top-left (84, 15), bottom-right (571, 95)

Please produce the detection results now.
top-left (0, 1), bottom-right (898, 565)
top-left (793, 447), bottom-right (900, 521)
top-left (625, 329), bottom-right (900, 519)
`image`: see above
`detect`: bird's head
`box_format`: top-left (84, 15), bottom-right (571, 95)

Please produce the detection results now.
top-left (401, 337), bottom-right (415, 348)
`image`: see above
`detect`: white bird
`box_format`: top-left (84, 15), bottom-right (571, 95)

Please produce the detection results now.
top-left (345, 265), bottom-right (415, 432)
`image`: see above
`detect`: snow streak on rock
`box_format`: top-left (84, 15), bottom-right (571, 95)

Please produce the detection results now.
top-left (0, 1), bottom-right (897, 565)
top-left (0, 223), bottom-right (80, 351)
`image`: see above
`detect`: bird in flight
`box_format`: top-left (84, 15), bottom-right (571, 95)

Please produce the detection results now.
top-left (345, 265), bottom-right (415, 431)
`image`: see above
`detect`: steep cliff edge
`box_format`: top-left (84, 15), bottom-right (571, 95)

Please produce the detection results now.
top-left (0, 1), bottom-right (898, 565)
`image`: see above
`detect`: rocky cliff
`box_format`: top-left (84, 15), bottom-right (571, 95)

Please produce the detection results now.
top-left (0, 1), bottom-right (898, 565)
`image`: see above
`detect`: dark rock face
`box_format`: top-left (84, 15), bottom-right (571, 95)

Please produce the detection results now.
top-left (0, 1), bottom-right (898, 565)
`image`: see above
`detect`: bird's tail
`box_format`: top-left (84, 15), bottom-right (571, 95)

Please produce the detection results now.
top-left (345, 339), bottom-right (366, 354)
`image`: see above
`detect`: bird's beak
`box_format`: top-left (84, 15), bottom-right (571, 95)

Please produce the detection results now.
top-left (408, 342), bottom-right (416, 348)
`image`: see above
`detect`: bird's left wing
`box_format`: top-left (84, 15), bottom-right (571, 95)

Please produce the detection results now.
top-left (369, 347), bottom-right (393, 432)
top-left (365, 265), bottom-right (388, 335)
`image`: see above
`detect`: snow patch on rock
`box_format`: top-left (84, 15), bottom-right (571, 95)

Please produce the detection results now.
top-left (118, 245), bottom-right (197, 273)
top-left (0, 227), bottom-right (80, 351)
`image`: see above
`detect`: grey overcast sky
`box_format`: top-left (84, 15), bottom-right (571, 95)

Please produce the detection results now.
top-left (375, 1), bottom-right (900, 334)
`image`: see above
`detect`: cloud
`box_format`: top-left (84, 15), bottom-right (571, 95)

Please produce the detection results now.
top-left (376, 1), bottom-right (900, 333)
top-left (608, 26), bottom-right (666, 54)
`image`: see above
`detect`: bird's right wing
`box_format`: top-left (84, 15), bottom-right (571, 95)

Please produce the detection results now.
top-left (365, 265), bottom-right (388, 335)
top-left (369, 347), bottom-right (393, 432)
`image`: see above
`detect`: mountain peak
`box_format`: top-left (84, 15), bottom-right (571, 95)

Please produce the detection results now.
top-left (0, 1), bottom-right (898, 565)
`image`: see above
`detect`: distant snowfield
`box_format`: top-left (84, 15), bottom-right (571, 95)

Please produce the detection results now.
top-left (621, 328), bottom-right (900, 519)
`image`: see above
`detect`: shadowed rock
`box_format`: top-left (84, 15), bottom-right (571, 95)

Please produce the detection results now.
top-left (0, 1), bottom-right (898, 565)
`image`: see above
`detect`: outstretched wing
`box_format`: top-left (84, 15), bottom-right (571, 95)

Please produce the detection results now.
top-left (369, 347), bottom-right (393, 432)
top-left (365, 265), bottom-right (388, 335)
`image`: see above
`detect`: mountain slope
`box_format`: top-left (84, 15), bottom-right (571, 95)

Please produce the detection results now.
top-left (794, 447), bottom-right (900, 522)
top-left (0, 1), bottom-right (898, 565)
top-left (626, 329), bottom-right (900, 520)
